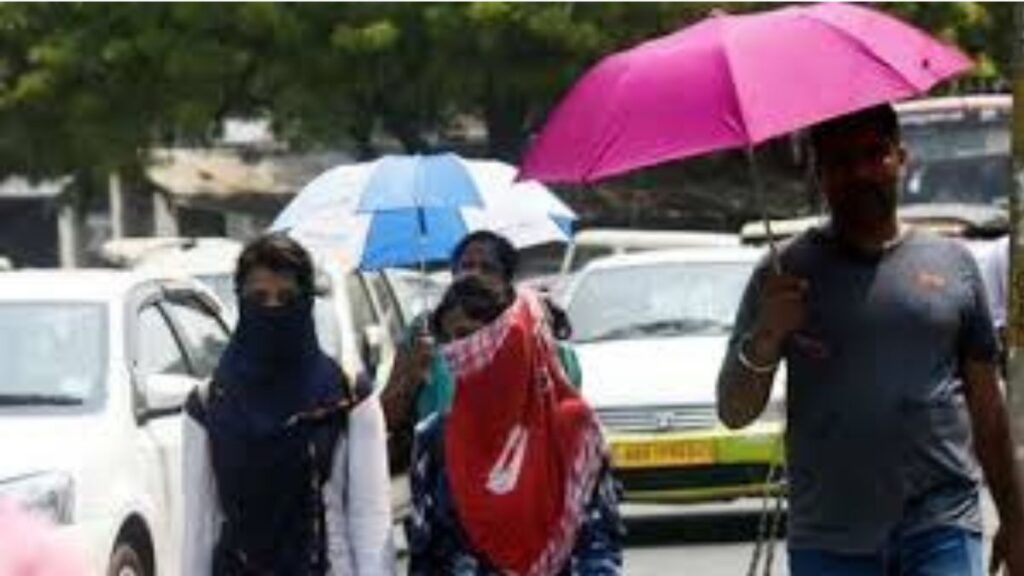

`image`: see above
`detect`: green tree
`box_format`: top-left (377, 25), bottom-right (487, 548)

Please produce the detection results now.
top-left (0, 4), bottom-right (273, 178)
top-left (420, 3), bottom-right (730, 160)
top-left (883, 2), bottom-right (1013, 84)
top-left (0, 2), bottom-right (1009, 183)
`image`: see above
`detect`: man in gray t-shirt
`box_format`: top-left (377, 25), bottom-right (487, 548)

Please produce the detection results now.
top-left (717, 104), bottom-right (1024, 576)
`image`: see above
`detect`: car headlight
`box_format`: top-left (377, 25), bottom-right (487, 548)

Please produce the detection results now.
top-left (0, 472), bottom-right (75, 525)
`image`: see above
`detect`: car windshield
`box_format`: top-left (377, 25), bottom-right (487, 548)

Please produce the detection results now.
top-left (196, 273), bottom-right (237, 317)
top-left (0, 302), bottom-right (107, 406)
top-left (568, 245), bottom-right (616, 273)
top-left (387, 270), bottom-right (450, 322)
top-left (900, 111), bottom-right (1010, 208)
top-left (567, 261), bottom-right (755, 344)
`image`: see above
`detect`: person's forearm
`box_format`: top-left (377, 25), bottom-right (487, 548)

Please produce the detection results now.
top-left (966, 362), bottom-right (1024, 527)
top-left (972, 393), bottom-right (1024, 527)
top-left (380, 368), bottom-right (417, 432)
top-left (717, 331), bottom-right (779, 429)
top-left (381, 362), bottom-right (421, 475)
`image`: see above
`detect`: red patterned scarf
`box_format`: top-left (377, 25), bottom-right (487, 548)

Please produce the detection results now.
top-left (442, 293), bottom-right (604, 576)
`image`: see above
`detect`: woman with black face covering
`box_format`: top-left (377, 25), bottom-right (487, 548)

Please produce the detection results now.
top-left (182, 234), bottom-right (394, 576)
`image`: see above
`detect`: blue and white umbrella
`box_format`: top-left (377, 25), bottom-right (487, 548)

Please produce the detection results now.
top-left (271, 153), bottom-right (577, 270)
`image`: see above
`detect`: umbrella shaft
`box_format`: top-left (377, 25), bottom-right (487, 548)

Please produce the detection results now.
top-left (745, 148), bottom-right (781, 273)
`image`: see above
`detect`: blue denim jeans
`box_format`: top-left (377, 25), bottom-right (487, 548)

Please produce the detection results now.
top-left (789, 526), bottom-right (983, 576)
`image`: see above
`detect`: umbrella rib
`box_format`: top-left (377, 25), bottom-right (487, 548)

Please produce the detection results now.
top-left (716, 16), bottom-right (757, 145)
top-left (798, 11), bottom-right (929, 97)
top-left (585, 20), bottom-right (757, 182)
top-left (582, 56), bottom-right (641, 184)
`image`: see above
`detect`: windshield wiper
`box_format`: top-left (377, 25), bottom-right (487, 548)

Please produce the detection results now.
top-left (578, 318), bottom-right (732, 343)
top-left (0, 394), bottom-right (84, 406)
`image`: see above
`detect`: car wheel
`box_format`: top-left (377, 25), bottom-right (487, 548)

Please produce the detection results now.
top-left (108, 541), bottom-right (147, 576)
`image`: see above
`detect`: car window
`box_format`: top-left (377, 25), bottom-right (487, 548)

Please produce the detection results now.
top-left (346, 274), bottom-right (380, 370)
top-left (137, 304), bottom-right (190, 377)
top-left (195, 273), bottom-right (237, 319)
top-left (366, 273), bottom-right (404, 342)
top-left (163, 298), bottom-right (229, 379)
top-left (900, 108), bottom-right (1010, 208)
top-left (385, 270), bottom-right (450, 322)
top-left (313, 296), bottom-right (342, 362)
top-left (570, 245), bottom-right (615, 272)
top-left (567, 261), bottom-right (755, 343)
top-left (0, 302), bottom-right (106, 406)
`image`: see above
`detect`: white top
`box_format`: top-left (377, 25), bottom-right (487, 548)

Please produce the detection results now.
top-left (182, 392), bottom-right (396, 576)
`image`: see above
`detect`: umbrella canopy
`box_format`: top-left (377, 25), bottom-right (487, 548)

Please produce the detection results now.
top-left (519, 3), bottom-right (972, 184)
top-left (271, 153), bottom-right (576, 270)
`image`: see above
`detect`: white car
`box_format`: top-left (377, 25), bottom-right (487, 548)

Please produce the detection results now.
top-left (535, 228), bottom-right (740, 297)
top-left (0, 270), bottom-right (232, 576)
top-left (562, 248), bottom-right (785, 503)
top-left (561, 228), bottom-right (740, 275)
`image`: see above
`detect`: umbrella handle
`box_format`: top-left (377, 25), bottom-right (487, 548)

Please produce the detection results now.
top-left (745, 148), bottom-right (782, 274)
top-left (416, 206), bottom-right (431, 314)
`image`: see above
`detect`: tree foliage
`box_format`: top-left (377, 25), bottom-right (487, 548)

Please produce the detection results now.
top-left (0, 2), bottom-right (1007, 182)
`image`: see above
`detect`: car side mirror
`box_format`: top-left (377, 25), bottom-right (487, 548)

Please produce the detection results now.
top-left (139, 373), bottom-right (193, 421)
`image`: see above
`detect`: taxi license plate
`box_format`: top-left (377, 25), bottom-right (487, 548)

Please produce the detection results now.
top-left (611, 439), bottom-right (715, 469)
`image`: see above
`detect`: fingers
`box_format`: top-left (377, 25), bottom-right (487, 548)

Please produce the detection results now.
top-left (408, 337), bottom-right (435, 375)
top-left (396, 339), bottom-right (432, 375)
top-left (763, 274), bottom-right (806, 304)
top-left (990, 531), bottom-right (1005, 575)
top-left (412, 336), bottom-right (434, 358)
top-left (771, 291), bottom-right (805, 303)
top-left (764, 273), bottom-right (808, 294)
top-left (756, 272), bottom-right (808, 342)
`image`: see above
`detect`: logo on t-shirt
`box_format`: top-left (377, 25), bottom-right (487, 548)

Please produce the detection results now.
top-left (915, 270), bottom-right (947, 291)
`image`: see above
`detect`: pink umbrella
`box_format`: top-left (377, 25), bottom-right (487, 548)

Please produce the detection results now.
top-left (521, 3), bottom-right (971, 269)
top-left (0, 500), bottom-right (90, 576)
top-left (520, 3), bottom-right (972, 185)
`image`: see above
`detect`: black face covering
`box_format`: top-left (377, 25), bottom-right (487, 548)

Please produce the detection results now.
top-left (831, 181), bottom-right (899, 233)
top-left (232, 298), bottom-right (319, 368)
top-left (211, 296), bottom-right (340, 433)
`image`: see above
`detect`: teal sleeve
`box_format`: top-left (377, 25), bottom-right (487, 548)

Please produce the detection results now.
top-left (557, 342), bottom-right (583, 389)
top-left (415, 353), bottom-right (455, 421)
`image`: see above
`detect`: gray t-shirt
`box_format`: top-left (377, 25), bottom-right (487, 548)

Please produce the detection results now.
top-left (977, 235), bottom-right (1009, 329)
top-left (729, 227), bottom-right (998, 553)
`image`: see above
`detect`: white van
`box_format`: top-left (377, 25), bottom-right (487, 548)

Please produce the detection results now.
top-left (740, 94), bottom-right (1011, 246)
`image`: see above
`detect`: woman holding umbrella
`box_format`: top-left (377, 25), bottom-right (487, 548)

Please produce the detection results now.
top-left (182, 234), bottom-right (394, 576)
top-left (381, 230), bottom-right (582, 473)
top-left (405, 275), bottom-right (622, 575)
